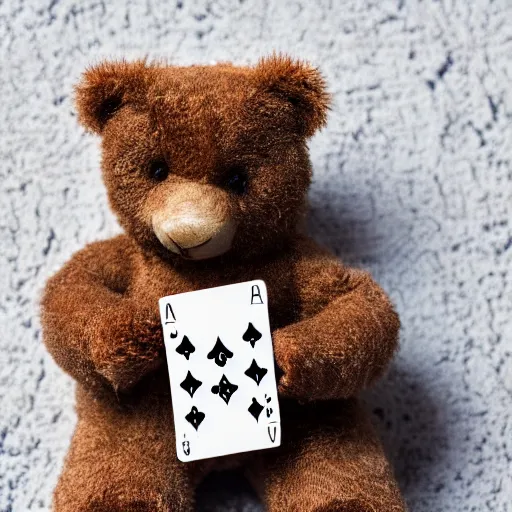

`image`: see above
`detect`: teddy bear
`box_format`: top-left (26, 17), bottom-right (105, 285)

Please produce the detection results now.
top-left (41, 55), bottom-right (406, 512)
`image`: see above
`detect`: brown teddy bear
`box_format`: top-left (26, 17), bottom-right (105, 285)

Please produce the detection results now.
top-left (41, 55), bottom-right (406, 512)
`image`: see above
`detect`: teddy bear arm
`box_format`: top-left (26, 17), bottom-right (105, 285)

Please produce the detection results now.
top-left (41, 236), bottom-right (163, 393)
top-left (275, 254), bottom-right (400, 401)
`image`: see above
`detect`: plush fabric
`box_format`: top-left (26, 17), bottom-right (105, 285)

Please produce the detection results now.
top-left (40, 57), bottom-right (405, 511)
top-left (1, 1), bottom-right (510, 511)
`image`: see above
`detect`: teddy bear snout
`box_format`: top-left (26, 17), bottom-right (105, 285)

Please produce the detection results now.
top-left (151, 184), bottom-right (237, 260)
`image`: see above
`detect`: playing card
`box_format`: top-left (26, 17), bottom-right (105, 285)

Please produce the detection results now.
top-left (158, 280), bottom-right (281, 462)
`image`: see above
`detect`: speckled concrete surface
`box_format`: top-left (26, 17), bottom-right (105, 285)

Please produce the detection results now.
top-left (1, 1), bottom-right (511, 511)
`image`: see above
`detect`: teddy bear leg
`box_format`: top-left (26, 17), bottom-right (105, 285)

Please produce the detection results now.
top-left (52, 412), bottom-right (204, 512)
top-left (248, 399), bottom-right (406, 512)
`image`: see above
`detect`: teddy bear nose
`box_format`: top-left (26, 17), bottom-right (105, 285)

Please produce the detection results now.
top-left (152, 184), bottom-right (237, 260)
top-left (161, 215), bottom-right (237, 260)
top-left (164, 217), bottom-right (216, 252)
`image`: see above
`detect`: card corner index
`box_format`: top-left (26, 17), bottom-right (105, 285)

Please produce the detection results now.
top-left (266, 422), bottom-right (282, 448)
top-left (249, 280), bottom-right (267, 305)
top-left (251, 279), bottom-right (267, 293)
top-left (158, 297), bottom-right (171, 318)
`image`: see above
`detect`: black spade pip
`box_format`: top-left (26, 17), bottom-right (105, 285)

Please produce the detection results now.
top-left (180, 371), bottom-right (202, 398)
top-left (185, 406), bottom-right (205, 431)
top-left (242, 322), bottom-right (262, 348)
top-left (244, 359), bottom-right (268, 386)
top-left (211, 374), bottom-right (239, 405)
top-left (207, 337), bottom-right (233, 367)
top-left (248, 397), bottom-right (264, 422)
top-left (176, 335), bottom-right (195, 360)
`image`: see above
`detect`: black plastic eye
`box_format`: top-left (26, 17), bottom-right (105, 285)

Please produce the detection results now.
top-left (225, 168), bottom-right (248, 195)
top-left (149, 160), bottom-right (169, 182)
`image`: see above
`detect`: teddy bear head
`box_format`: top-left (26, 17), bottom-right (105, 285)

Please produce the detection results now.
top-left (75, 55), bottom-right (329, 261)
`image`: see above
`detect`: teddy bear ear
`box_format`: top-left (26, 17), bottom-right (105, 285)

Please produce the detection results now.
top-left (74, 60), bottom-right (151, 134)
top-left (253, 54), bottom-right (330, 137)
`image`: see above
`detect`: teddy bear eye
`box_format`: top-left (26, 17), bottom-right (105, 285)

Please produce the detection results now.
top-left (149, 160), bottom-right (169, 182)
top-left (225, 168), bottom-right (248, 195)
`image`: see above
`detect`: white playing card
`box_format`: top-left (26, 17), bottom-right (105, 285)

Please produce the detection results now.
top-left (158, 280), bottom-right (281, 462)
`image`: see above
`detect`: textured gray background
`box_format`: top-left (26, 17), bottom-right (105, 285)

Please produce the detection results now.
top-left (1, 0), bottom-right (511, 511)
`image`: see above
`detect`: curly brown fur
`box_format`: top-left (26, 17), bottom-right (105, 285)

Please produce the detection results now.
top-left (42, 55), bottom-right (406, 511)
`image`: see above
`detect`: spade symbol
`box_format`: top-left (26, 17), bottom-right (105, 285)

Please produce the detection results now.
top-left (207, 337), bottom-right (233, 367)
top-left (185, 406), bottom-right (205, 431)
top-left (180, 371), bottom-right (202, 398)
top-left (244, 359), bottom-right (268, 386)
top-left (211, 374), bottom-right (239, 405)
top-left (176, 335), bottom-right (195, 360)
top-left (248, 397), bottom-right (264, 422)
top-left (182, 439), bottom-right (190, 456)
top-left (242, 323), bottom-right (262, 348)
